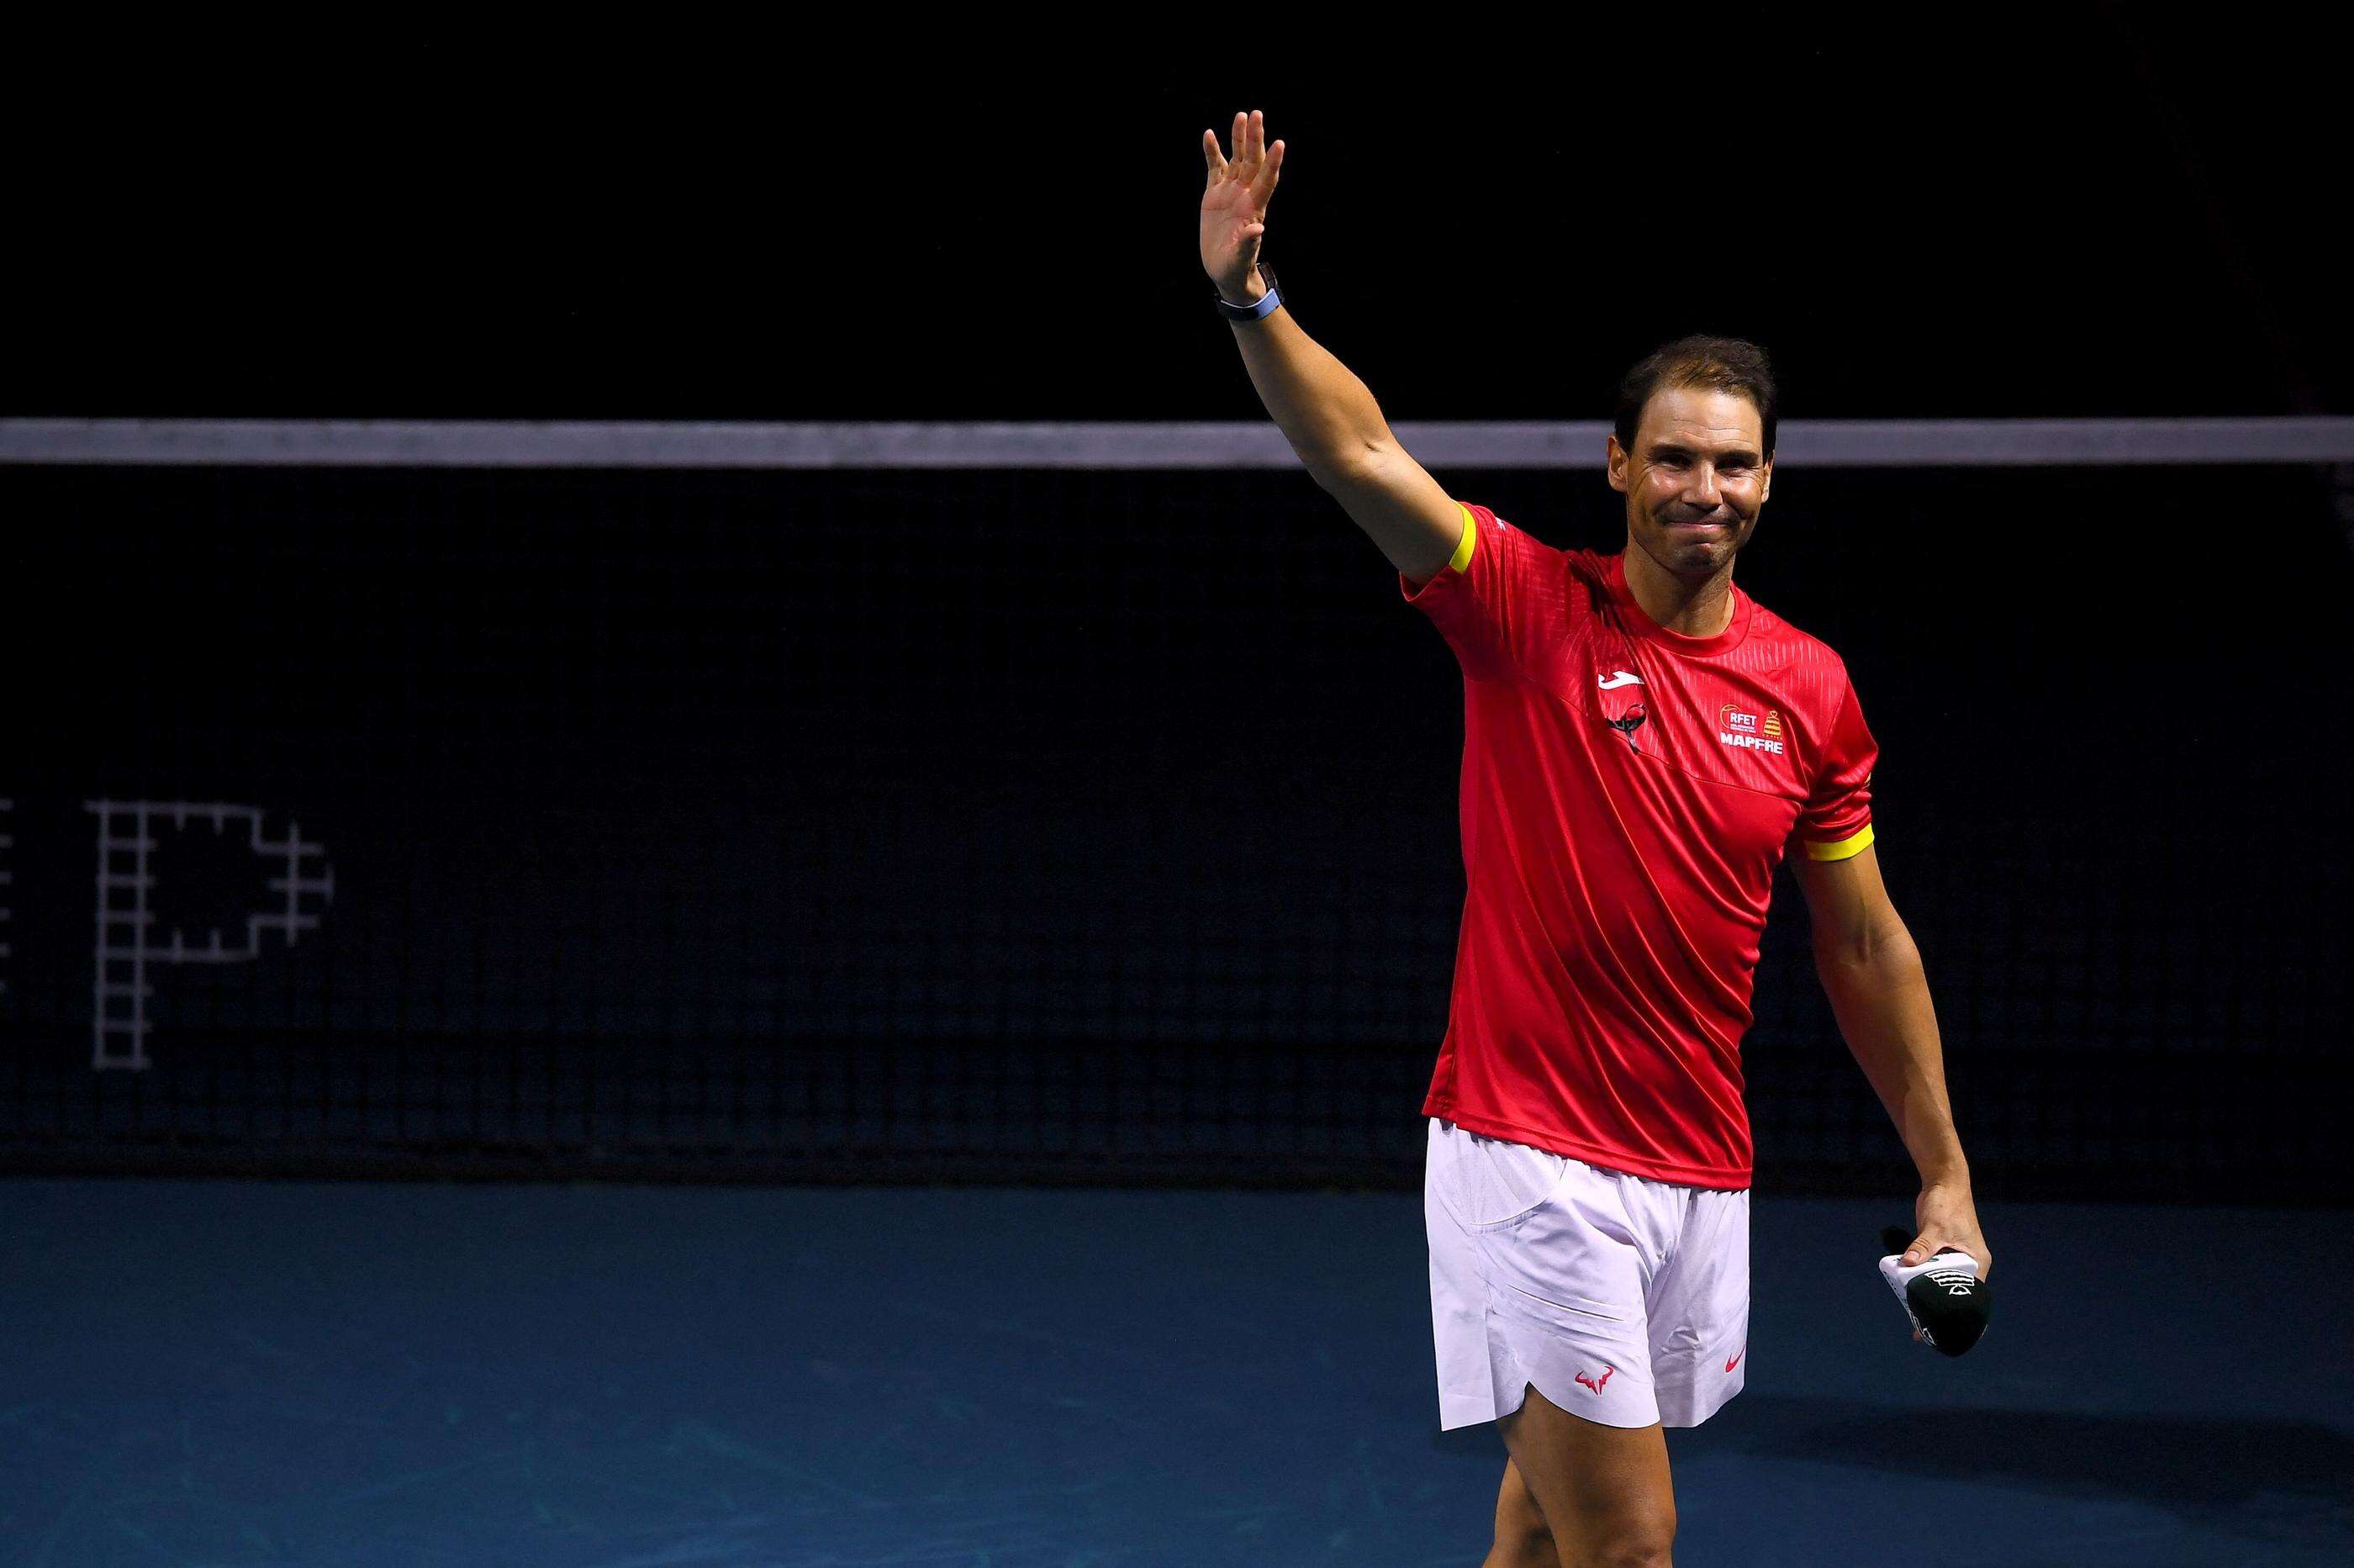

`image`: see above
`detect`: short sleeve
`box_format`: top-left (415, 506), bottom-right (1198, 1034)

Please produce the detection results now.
top-left (1792, 678), bottom-right (1878, 860)
top-left (1398, 501), bottom-right (1570, 682)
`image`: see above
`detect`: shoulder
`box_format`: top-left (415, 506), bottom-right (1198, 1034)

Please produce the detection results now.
top-left (1468, 504), bottom-right (1568, 563)
top-left (1554, 543), bottom-right (1613, 604)
top-left (1741, 593), bottom-right (1879, 786)
top-left (1740, 590), bottom-right (1853, 687)
top-left (1465, 508), bottom-right (1602, 612)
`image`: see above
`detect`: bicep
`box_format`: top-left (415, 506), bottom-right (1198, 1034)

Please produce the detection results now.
top-left (1792, 843), bottom-right (1907, 966)
top-left (1316, 441), bottom-right (1465, 584)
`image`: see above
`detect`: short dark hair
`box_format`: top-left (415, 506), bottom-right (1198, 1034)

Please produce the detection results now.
top-left (1613, 335), bottom-right (1778, 457)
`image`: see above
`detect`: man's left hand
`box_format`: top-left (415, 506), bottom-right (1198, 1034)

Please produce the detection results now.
top-left (1901, 1181), bottom-right (1990, 1279)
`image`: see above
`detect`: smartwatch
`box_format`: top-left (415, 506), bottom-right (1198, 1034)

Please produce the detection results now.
top-left (1215, 263), bottom-right (1283, 324)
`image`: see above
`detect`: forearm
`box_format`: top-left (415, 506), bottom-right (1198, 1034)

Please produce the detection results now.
top-left (1813, 929), bottom-right (1970, 1187)
top-left (1225, 272), bottom-right (1394, 479)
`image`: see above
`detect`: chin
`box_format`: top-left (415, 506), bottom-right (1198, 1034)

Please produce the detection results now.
top-left (1670, 540), bottom-right (1737, 571)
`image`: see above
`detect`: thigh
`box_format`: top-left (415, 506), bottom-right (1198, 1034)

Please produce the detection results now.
top-left (1428, 1121), bottom-right (1515, 1429)
top-left (1496, 1381), bottom-right (1674, 1560)
top-left (1471, 1155), bottom-right (1659, 1428)
top-left (1490, 1456), bottom-right (1554, 1565)
top-left (1645, 1185), bottom-right (1750, 1429)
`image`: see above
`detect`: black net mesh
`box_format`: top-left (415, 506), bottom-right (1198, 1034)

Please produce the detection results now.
top-left (3, 461), bottom-right (2347, 1200)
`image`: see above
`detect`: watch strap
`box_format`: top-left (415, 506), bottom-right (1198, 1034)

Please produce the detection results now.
top-left (1215, 263), bottom-right (1282, 323)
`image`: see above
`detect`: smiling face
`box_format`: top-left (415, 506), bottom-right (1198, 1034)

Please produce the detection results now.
top-left (1606, 385), bottom-right (1773, 582)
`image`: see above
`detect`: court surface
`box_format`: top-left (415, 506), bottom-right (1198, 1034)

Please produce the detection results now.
top-left (5, 1179), bottom-right (2348, 1565)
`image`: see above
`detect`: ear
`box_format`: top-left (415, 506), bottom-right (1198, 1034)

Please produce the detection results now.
top-left (1758, 453), bottom-right (1772, 504)
top-left (1606, 434), bottom-right (1630, 494)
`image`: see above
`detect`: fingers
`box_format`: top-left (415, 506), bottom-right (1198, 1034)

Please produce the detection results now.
top-left (1252, 138), bottom-right (1284, 202)
top-left (1205, 112), bottom-right (1278, 195)
top-left (1212, 109), bottom-right (1269, 166)
top-left (1902, 1237), bottom-right (1990, 1278)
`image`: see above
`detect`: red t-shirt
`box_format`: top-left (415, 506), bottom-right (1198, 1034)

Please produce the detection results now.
top-left (1403, 502), bottom-right (1878, 1189)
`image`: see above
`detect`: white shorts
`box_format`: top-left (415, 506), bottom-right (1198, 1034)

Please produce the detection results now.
top-left (1425, 1117), bottom-right (1750, 1431)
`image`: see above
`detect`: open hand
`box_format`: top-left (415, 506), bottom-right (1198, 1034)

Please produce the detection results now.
top-left (1200, 108), bottom-right (1285, 300)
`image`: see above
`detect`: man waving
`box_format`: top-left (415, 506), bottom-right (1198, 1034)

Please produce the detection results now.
top-left (1201, 108), bottom-right (1989, 1566)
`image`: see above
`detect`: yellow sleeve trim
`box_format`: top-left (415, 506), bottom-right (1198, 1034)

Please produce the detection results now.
top-left (1801, 823), bottom-right (1876, 862)
top-left (1449, 501), bottom-right (1477, 573)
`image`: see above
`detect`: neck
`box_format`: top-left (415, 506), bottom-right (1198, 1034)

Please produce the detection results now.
top-left (1621, 541), bottom-right (1736, 637)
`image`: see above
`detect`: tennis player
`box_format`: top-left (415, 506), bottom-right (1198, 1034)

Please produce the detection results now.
top-left (1201, 109), bottom-right (1992, 1566)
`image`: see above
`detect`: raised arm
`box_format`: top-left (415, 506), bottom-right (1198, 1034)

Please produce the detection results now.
top-left (1201, 109), bottom-right (1462, 585)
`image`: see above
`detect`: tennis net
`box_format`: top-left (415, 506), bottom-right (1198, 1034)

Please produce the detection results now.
top-left (3, 428), bottom-right (2347, 1201)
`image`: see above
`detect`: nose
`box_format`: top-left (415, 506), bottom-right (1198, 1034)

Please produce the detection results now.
top-left (1686, 464), bottom-right (1723, 507)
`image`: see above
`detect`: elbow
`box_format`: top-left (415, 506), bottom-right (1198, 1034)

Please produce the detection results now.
top-left (1814, 917), bottom-right (1917, 975)
top-left (1306, 437), bottom-right (1397, 491)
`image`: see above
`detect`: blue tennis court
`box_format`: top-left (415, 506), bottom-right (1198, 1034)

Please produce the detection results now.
top-left (8, 1178), bottom-right (2346, 1565)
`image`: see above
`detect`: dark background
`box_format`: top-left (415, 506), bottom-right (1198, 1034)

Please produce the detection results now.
top-left (7, 12), bottom-right (2346, 420)
top-left (4, 18), bottom-right (2349, 1202)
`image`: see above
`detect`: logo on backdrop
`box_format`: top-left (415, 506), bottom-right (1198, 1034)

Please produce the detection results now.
top-left (82, 800), bottom-right (335, 1071)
